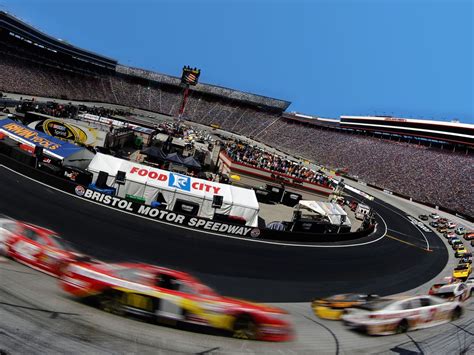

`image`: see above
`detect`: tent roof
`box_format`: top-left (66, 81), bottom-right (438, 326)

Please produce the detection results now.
top-left (166, 152), bottom-right (184, 164)
top-left (298, 200), bottom-right (350, 226)
top-left (183, 156), bottom-right (201, 169)
top-left (141, 146), bottom-right (167, 160)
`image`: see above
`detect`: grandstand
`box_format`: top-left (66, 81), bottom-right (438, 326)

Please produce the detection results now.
top-left (0, 11), bottom-right (472, 217)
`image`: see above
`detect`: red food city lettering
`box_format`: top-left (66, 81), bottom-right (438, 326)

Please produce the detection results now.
top-left (192, 182), bottom-right (220, 194)
top-left (130, 167), bottom-right (167, 181)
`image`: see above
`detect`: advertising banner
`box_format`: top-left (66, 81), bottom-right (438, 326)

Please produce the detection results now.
top-left (27, 118), bottom-right (106, 147)
top-left (73, 185), bottom-right (260, 238)
top-left (0, 119), bottom-right (85, 159)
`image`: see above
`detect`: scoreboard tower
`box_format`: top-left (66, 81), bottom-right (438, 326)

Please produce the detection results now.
top-left (178, 66), bottom-right (201, 118)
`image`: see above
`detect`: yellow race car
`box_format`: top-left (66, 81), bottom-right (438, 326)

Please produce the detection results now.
top-left (453, 263), bottom-right (472, 280)
top-left (311, 293), bottom-right (378, 320)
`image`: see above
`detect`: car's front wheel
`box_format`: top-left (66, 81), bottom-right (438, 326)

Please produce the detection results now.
top-left (451, 307), bottom-right (462, 321)
top-left (395, 319), bottom-right (409, 334)
top-left (232, 314), bottom-right (259, 340)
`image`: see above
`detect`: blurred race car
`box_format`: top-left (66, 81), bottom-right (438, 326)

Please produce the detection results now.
top-left (429, 213), bottom-right (440, 220)
top-left (452, 241), bottom-right (464, 250)
top-left (456, 249), bottom-right (472, 258)
top-left (447, 221), bottom-right (456, 229)
top-left (464, 232), bottom-right (474, 241)
top-left (428, 277), bottom-right (461, 295)
top-left (60, 261), bottom-right (293, 341)
top-left (448, 237), bottom-right (461, 246)
top-left (311, 293), bottom-right (379, 320)
top-left (342, 295), bottom-right (463, 335)
top-left (466, 277), bottom-right (474, 288)
top-left (459, 256), bottom-right (472, 265)
top-left (4, 221), bottom-right (88, 276)
top-left (430, 282), bottom-right (472, 302)
top-left (456, 227), bottom-right (466, 235)
top-left (437, 226), bottom-right (448, 234)
top-left (438, 218), bottom-right (448, 225)
top-left (444, 231), bottom-right (456, 239)
top-left (430, 221), bottom-right (439, 228)
top-left (453, 264), bottom-right (472, 280)
top-left (418, 215), bottom-right (428, 221)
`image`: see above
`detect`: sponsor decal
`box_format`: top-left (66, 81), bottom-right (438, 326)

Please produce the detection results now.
top-left (2, 123), bottom-right (61, 149)
top-left (169, 172), bottom-right (191, 191)
top-left (250, 228), bottom-right (261, 238)
top-left (129, 168), bottom-right (221, 194)
top-left (74, 185), bottom-right (86, 196)
top-left (75, 188), bottom-right (252, 237)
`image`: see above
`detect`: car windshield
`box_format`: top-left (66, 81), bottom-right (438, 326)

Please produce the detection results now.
top-left (356, 299), bottom-right (393, 311)
top-left (327, 294), bottom-right (365, 302)
top-left (115, 268), bottom-right (154, 283)
top-left (49, 235), bottom-right (78, 252)
top-left (454, 265), bottom-right (468, 271)
top-left (435, 292), bottom-right (454, 299)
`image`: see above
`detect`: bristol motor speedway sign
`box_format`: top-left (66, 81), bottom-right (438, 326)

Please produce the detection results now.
top-left (74, 186), bottom-right (260, 238)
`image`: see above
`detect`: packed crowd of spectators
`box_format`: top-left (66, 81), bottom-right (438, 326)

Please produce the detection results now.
top-left (225, 141), bottom-right (331, 186)
top-left (0, 46), bottom-right (472, 216)
top-left (253, 120), bottom-right (474, 217)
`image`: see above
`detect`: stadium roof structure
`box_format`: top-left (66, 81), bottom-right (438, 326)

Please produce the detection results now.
top-left (282, 112), bottom-right (340, 128)
top-left (0, 11), bottom-right (117, 70)
top-left (117, 65), bottom-right (291, 112)
top-left (340, 115), bottom-right (474, 146)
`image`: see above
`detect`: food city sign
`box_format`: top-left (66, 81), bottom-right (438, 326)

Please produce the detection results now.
top-left (74, 186), bottom-right (257, 237)
top-left (129, 167), bottom-right (221, 194)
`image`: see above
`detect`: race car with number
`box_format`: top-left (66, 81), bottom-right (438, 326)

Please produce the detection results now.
top-left (60, 261), bottom-right (293, 341)
top-left (5, 221), bottom-right (88, 276)
top-left (464, 232), bottom-right (474, 241)
top-left (342, 295), bottom-right (463, 335)
top-left (311, 293), bottom-right (379, 320)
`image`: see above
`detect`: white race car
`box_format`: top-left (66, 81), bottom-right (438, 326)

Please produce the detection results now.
top-left (431, 283), bottom-right (473, 302)
top-left (342, 295), bottom-right (463, 335)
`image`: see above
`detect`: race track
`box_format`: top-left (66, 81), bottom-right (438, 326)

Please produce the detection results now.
top-left (0, 166), bottom-right (448, 302)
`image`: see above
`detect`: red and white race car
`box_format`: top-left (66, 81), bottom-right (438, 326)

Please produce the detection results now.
top-left (342, 295), bottom-right (463, 335)
top-left (60, 261), bottom-right (293, 341)
top-left (4, 221), bottom-right (89, 276)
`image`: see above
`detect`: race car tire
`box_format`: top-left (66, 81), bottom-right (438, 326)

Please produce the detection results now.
top-left (395, 319), bottom-right (409, 334)
top-left (232, 314), bottom-right (259, 340)
top-left (98, 290), bottom-right (125, 316)
top-left (451, 307), bottom-right (462, 321)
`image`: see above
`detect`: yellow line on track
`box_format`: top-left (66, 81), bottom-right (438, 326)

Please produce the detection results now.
top-left (386, 234), bottom-right (433, 252)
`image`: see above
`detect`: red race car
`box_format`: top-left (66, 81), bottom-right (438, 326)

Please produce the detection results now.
top-left (60, 261), bottom-right (293, 341)
top-left (5, 221), bottom-right (89, 276)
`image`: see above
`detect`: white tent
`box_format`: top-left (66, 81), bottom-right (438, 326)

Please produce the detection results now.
top-left (87, 153), bottom-right (260, 226)
top-left (298, 200), bottom-right (351, 227)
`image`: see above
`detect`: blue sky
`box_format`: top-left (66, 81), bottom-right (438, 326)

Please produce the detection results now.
top-left (2, 0), bottom-right (473, 122)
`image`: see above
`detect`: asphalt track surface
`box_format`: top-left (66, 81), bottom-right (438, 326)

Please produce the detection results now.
top-left (0, 166), bottom-right (448, 302)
